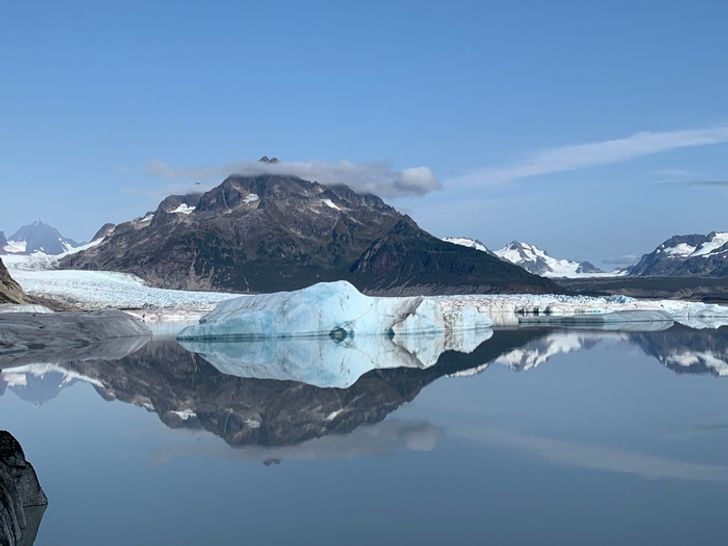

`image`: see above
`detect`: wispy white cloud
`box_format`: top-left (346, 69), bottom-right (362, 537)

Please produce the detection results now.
top-left (455, 425), bottom-right (728, 483)
top-left (145, 158), bottom-right (441, 198)
top-left (446, 125), bottom-right (728, 189)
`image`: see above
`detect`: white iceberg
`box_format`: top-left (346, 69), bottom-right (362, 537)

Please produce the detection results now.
top-left (178, 281), bottom-right (493, 340)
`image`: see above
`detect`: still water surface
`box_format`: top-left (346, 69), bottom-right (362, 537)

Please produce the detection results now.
top-left (1, 325), bottom-right (728, 545)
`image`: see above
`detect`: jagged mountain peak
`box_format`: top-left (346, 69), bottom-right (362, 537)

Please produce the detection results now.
top-left (495, 241), bottom-right (603, 277)
top-left (4, 220), bottom-right (80, 256)
top-left (443, 236), bottom-right (603, 278)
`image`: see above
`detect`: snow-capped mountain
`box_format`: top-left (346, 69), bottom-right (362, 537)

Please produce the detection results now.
top-left (443, 237), bottom-right (603, 278)
top-left (61, 175), bottom-right (560, 295)
top-left (494, 241), bottom-right (603, 278)
top-left (442, 236), bottom-right (494, 255)
top-left (629, 232), bottom-right (728, 277)
top-left (3, 220), bottom-right (80, 255)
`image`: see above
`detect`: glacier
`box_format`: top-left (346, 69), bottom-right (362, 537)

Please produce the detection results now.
top-left (7, 267), bottom-right (237, 321)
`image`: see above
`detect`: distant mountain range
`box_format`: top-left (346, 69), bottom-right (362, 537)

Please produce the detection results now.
top-left (1, 220), bottom-right (80, 255)
top-left (628, 232), bottom-right (728, 277)
top-left (61, 175), bottom-right (560, 295)
top-left (443, 237), bottom-right (603, 278)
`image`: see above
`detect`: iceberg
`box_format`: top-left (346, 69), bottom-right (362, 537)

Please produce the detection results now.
top-left (178, 281), bottom-right (728, 344)
top-left (178, 281), bottom-right (493, 340)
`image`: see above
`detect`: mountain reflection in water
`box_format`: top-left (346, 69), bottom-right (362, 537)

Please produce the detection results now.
top-left (0, 324), bottom-right (727, 450)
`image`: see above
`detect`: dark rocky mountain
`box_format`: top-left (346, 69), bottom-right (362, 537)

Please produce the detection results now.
top-left (0, 431), bottom-right (47, 546)
top-left (62, 175), bottom-right (560, 295)
top-left (0, 259), bottom-right (24, 304)
top-left (7, 220), bottom-right (80, 255)
top-left (628, 232), bottom-right (728, 277)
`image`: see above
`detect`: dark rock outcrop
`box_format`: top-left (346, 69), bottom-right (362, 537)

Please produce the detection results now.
top-left (0, 260), bottom-right (24, 305)
top-left (90, 223), bottom-right (116, 242)
top-left (61, 175), bottom-right (560, 295)
top-left (0, 311), bottom-right (150, 357)
top-left (0, 431), bottom-right (47, 546)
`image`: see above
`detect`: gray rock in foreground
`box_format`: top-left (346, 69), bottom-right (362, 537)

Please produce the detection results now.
top-left (0, 310), bottom-right (151, 356)
top-left (0, 431), bottom-right (47, 546)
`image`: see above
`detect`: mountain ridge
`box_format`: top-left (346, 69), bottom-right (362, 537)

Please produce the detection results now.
top-left (629, 231), bottom-right (728, 277)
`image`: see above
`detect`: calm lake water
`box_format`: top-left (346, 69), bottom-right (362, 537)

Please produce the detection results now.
top-left (2, 324), bottom-right (728, 545)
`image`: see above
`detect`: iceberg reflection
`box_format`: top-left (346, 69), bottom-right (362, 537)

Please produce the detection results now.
top-left (179, 327), bottom-right (494, 388)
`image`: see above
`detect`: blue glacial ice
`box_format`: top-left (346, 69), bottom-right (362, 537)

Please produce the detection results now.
top-left (177, 281), bottom-right (493, 340)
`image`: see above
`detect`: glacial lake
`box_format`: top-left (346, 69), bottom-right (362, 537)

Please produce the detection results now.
top-left (2, 324), bottom-right (728, 545)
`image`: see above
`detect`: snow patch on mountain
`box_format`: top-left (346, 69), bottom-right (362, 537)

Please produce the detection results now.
top-left (171, 204), bottom-right (195, 215)
top-left (442, 236), bottom-right (490, 254)
top-left (321, 198), bottom-right (342, 211)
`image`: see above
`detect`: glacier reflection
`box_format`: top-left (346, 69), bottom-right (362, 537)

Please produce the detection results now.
top-left (1, 324), bottom-right (727, 452)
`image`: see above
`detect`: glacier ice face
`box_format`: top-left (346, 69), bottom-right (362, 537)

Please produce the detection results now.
top-left (178, 281), bottom-right (494, 340)
top-left (179, 327), bottom-right (494, 388)
top-left (433, 293), bottom-right (728, 329)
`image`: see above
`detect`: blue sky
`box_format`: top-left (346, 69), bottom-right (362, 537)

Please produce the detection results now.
top-left (2, 0), bottom-right (727, 267)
